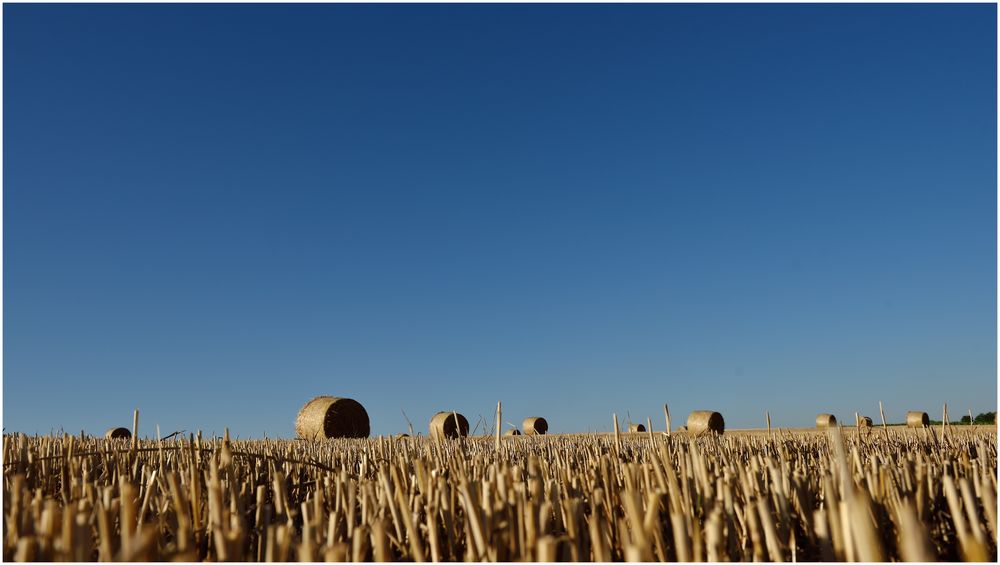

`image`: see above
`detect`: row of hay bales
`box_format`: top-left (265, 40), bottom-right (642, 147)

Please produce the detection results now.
top-left (815, 411), bottom-right (929, 429)
top-left (103, 398), bottom-right (933, 440)
top-left (102, 400), bottom-right (728, 440)
top-left (291, 402), bottom-right (931, 439)
top-left (289, 398), bottom-right (730, 439)
top-left (294, 399), bottom-right (730, 440)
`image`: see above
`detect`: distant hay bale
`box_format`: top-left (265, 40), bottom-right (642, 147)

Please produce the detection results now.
top-left (523, 417), bottom-right (548, 435)
top-left (105, 427), bottom-right (131, 440)
top-left (687, 411), bottom-right (725, 435)
top-left (859, 416), bottom-right (873, 428)
top-left (504, 429), bottom-right (521, 436)
top-left (677, 425), bottom-right (688, 432)
top-left (628, 423), bottom-right (646, 433)
top-left (816, 414), bottom-right (837, 429)
top-left (430, 412), bottom-right (469, 440)
top-left (907, 411), bottom-right (930, 428)
top-left (295, 396), bottom-right (370, 440)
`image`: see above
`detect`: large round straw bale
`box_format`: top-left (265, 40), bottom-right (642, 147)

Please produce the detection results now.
top-left (859, 416), bottom-right (873, 428)
top-left (628, 423), bottom-right (646, 433)
top-left (105, 427), bottom-right (131, 440)
top-left (523, 417), bottom-right (548, 435)
top-left (504, 429), bottom-right (521, 436)
top-left (430, 411), bottom-right (469, 439)
top-left (687, 411), bottom-right (725, 435)
top-left (906, 411), bottom-right (929, 428)
top-left (816, 414), bottom-right (837, 429)
top-left (295, 396), bottom-right (370, 440)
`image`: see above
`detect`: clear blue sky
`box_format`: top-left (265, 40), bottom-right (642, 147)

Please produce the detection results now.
top-left (4, 4), bottom-right (996, 437)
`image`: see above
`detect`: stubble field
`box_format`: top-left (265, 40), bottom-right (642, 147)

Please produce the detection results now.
top-left (2, 425), bottom-right (997, 562)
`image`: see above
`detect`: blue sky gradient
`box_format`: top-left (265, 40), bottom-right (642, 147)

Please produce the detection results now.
top-left (4, 4), bottom-right (996, 437)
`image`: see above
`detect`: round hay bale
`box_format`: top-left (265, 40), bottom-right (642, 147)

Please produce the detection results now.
top-left (816, 414), bottom-right (837, 429)
top-left (628, 423), bottom-right (646, 433)
top-left (504, 428), bottom-right (521, 436)
top-left (687, 411), bottom-right (725, 435)
top-left (522, 417), bottom-right (548, 435)
top-left (429, 411), bottom-right (469, 440)
top-left (295, 396), bottom-right (370, 440)
top-left (105, 427), bottom-right (131, 440)
top-left (859, 416), bottom-right (873, 428)
top-left (906, 411), bottom-right (929, 428)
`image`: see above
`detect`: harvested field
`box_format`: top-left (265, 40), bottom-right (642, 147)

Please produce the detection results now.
top-left (2, 427), bottom-right (996, 561)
